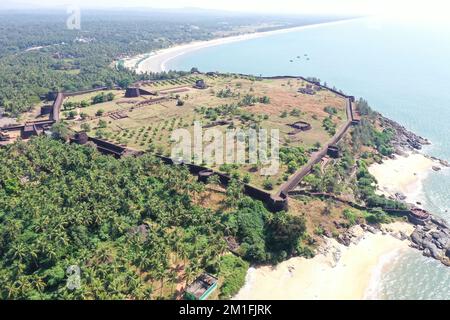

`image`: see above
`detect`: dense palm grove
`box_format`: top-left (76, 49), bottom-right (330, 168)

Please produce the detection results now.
top-left (0, 10), bottom-right (330, 115)
top-left (0, 137), bottom-right (306, 299)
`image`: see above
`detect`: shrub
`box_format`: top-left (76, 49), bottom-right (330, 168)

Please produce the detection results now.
top-left (259, 96), bottom-right (270, 104)
top-left (364, 209), bottom-right (389, 224)
top-left (287, 161), bottom-right (297, 174)
top-left (343, 209), bottom-right (358, 225)
top-left (296, 243), bottom-right (315, 258)
top-left (51, 122), bottom-right (71, 141)
top-left (322, 116), bottom-right (336, 135)
top-left (219, 164), bottom-right (233, 174)
top-left (324, 106), bottom-right (337, 115)
top-left (290, 108), bottom-right (301, 117)
top-left (80, 112), bottom-right (88, 120)
top-left (315, 226), bottom-right (324, 236)
top-left (68, 111), bottom-right (77, 119)
top-left (80, 123), bottom-right (91, 132)
top-left (98, 120), bottom-right (107, 128)
top-left (218, 255), bottom-right (249, 300)
top-left (263, 179), bottom-right (273, 190)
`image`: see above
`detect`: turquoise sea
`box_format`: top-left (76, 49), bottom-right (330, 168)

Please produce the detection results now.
top-left (166, 17), bottom-right (450, 299)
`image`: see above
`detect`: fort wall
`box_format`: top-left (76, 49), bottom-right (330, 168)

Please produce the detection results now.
top-left (290, 190), bottom-right (429, 225)
top-left (3, 73), bottom-right (359, 213)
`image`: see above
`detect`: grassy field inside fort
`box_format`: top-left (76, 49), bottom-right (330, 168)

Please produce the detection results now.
top-left (62, 74), bottom-right (348, 191)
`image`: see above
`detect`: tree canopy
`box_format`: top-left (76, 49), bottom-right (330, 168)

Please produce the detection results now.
top-left (0, 11), bottom-right (316, 116)
top-left (0, 137), bottom-right (225, 299)
top-left (0, 137), bottom-right (307, 299)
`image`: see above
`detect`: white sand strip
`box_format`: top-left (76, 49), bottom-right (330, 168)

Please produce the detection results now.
top-left (122, 19), bottom-right (360, 74)
top-left (368, 151), bottom-right (439, 202)
top-left (233, 223), bottom-right (414, 300)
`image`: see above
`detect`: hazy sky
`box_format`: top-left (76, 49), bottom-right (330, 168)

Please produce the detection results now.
top-left (2, 0), bottom-right (449, 18)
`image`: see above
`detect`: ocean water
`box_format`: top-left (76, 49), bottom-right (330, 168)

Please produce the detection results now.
top-left (166, 17), bottom-right (450, 299)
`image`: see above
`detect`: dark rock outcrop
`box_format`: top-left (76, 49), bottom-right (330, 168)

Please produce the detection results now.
top-left (410, 223), bottom-right (450, 266)
top-left (379, 115), bottom-right (430, 151)
top-left (337, 233), bottom-right (352, 247)
top-left (430, 216), bottom-right (450, 229)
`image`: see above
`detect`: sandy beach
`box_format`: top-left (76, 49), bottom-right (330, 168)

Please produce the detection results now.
top-left (233, 153), bottom-right (439, 300)
top-left (234, 222), bottom-right (415, 300)
top-left (368, 151), bottom-right (440, 202)
top-left (122, 19), bottom-right (358, 74)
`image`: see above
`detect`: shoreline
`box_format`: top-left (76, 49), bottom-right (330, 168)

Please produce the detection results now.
top-left (233, 146), bottom-right (449, 300)
top-left (233, 222), bottom-right (415, 300)
top-left (368, 150), bottom-right (444, 205)
top-left (122, 19), bottom-right (359, 74)
top-left (368, 149), bottom-right (450, 267)
top-left (363, 246), bottom-right (403, 300)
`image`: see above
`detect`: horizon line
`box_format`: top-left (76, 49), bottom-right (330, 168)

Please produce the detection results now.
top-left (0, 5), bottom-right (367, 17)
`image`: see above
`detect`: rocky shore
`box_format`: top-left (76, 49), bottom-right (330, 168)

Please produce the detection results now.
top-left (334, 223), bottom-right (408, 248)
top-left (379, 114), bottom-right (449, 166)
top-left (233, 222), bottom-right (413, 300)
top-left (379, 115), bottom-right (430, 153)
top-left (373, 115), bottom-right (449, 195)
top-left (410, 216), bottom-right (450, 266)
top-left (378, 114), bottom-right (450, 169)
top-left (366, 115), bottom-right (450, 266)
top-left (334, 219), bottom-right (450, 267)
